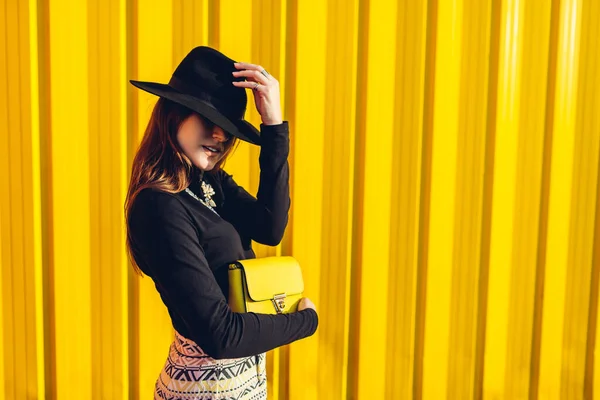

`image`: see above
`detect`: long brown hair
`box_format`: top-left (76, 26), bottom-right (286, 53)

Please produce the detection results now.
top-left (125, 98), bottom-right (238, 275)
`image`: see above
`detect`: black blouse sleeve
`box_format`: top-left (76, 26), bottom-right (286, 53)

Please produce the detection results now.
top-left (128, 189), bottom-right (318, 359)
top-left (218, 122), bottom-right (291, 246)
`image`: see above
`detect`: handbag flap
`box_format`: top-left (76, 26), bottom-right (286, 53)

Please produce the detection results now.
top-left (236, 256), bottom-right (304, 301)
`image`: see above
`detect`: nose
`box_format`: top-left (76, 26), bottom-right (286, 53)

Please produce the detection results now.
top-left (212, 127), bottom-right (230, 143)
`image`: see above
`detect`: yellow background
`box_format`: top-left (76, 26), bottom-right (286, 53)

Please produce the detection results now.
top-left (1, 0), bottom-right (599, 399)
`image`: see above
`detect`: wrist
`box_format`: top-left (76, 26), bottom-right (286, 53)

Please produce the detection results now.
top-left (261, 118), bottom-right (283, 126)
top-left (260, 121), bottom-right (289, 134)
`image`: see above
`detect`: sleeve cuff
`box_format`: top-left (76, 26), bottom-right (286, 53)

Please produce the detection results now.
top-left (302, 308), bottom-right (319, 335)
top-left (260, 121), bottom-right (289, 135)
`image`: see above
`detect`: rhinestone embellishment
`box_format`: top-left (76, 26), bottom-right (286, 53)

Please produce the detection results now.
top-left (201, 180), bottom-right (217, 208)
top-left (185, 182), bottom-right (219, 216)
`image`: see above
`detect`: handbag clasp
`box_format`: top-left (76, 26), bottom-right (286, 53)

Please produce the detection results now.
top-left (272, 293), bottom-right (286, 314)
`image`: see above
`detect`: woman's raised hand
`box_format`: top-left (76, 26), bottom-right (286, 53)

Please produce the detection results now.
top-left (232, 63), bottom-right (282, 126)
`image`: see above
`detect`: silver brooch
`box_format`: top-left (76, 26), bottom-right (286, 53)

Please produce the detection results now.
top-left (201, 180), bottom-right (217, 208)
top-left (185, 182), bottom-right (219, 216)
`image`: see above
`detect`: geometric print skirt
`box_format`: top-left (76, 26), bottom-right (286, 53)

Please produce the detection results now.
top-left (154, 330), bottom-right (267, 400)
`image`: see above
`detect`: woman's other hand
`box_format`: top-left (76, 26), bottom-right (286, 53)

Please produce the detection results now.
top-left (232, 63), bottom-right (282, 126)
top-left (297, 297), bottom-right (317, 313)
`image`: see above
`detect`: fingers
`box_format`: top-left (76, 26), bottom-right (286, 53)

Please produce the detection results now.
top-left (232, 64), bottom-right (279, 92)
top-left (232, 80), bottom-right (265, 92)
top-left (232, 69), bottom-right (270, 86)
top-left (234, 62), bottom-right (269, 75)
top-left (234, 62), bottom-right (273, 82)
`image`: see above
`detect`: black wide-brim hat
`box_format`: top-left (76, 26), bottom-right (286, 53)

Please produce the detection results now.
top-left (130, 46), bottom-right (261, 145)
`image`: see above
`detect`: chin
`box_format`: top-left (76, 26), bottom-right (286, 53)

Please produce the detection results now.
top-left (194, 163), bottom-right (214, 171)
top-left (193, 159), bottom-right (216, 171)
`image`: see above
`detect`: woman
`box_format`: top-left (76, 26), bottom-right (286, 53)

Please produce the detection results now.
top-left (125, 46), bottom-right (318, 399)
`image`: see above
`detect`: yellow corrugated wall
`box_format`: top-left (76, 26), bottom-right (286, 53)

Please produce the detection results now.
top-left (1, 0), bottom-right (599, 399)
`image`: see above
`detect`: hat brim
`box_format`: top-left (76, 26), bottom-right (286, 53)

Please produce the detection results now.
top-left (130, 80), bottom-right (261, 145)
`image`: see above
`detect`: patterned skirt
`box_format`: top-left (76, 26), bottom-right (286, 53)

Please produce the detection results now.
top-left (154, 330), bottom-right (267, 400)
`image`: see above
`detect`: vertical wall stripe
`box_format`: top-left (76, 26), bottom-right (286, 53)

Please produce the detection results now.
top-left (446, 0), bottom-right (492, 397)
top-left (530, 0), bottom-right (561, 397)
top-left (29, 0), bottom-right (46, 396)
top-left (539, 0), bottom-right (582, 398)
top-left (355, 0), bottom-right (397, 398)
top-left (564, 0), bottom-right (600, 396)
top-left (48, 0), bottom-right (92, 397)
top-left (484, 0), bottom-right (524, 396)
top-left (88, 0), bottom-right (130, 397)
top-left (586, 3), bottom-right (600, 398)
top-left (88, 0), bottom-right (101, 393)
top-left (422, 0), bottom-right (462, 397)
top-left (413, 0), bottom-right (438, 396)
top-left (3, 0), bottom-right (45, 396)
top-left (386, 1), bottom-right (428, 398)
top-left (173, 0), bottom-right (210, 66)
top-left (1, 0), bottom-right (14, 397)
top-left (317, 1), bottom-right (358, 399)
top-left (507, 0), bottom-right (554, 397)
top-left (38, 0), bottom-right (54, 396)
top-left (591, 99), bottom-right (600, 397)
top-left (120, 0), bottom-right (132, 398)
top-left (473, 0), bottom-right (502, 397)
top-left (1, 4), bottom-right (10, 398)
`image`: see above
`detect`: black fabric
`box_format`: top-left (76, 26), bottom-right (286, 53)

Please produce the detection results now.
top-left (128, 122), bottom-right (318, 359)
top-left (130, 46), bottom-right (262, 145)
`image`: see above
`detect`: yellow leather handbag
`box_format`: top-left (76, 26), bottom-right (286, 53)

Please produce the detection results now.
top-left (228, 256), bottom-right (304, 314)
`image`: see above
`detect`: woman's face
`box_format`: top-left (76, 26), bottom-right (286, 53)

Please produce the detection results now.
top-left (177, 114), bottom-right (230, 171)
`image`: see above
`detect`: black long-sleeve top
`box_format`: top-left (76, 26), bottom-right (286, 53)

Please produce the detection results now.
top-left (127, 122), bottom-right (318, 360)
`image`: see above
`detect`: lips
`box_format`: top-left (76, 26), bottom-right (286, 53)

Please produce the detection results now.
top-left (202, 145), bottom-right (221, 153)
